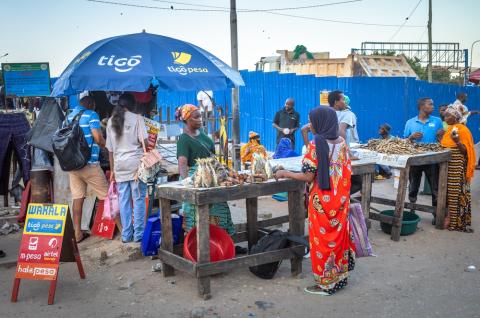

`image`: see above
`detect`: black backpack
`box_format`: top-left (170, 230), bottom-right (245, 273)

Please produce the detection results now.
top-left (52, 110), bottom-right (91, 171)
top-left (249, 229), bottom-right (309, 279)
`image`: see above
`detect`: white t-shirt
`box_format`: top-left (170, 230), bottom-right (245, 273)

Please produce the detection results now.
top-left (106, 111), bottom-right (148, 182)
top-left (197, 90), bottom-right (214, 112)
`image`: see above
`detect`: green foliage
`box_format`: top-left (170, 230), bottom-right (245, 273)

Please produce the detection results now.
top-left (293, 45), bottom-right (314, 60)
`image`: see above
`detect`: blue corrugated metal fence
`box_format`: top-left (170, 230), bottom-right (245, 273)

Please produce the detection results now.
top-left (157, 71), bottom-right (480, 154)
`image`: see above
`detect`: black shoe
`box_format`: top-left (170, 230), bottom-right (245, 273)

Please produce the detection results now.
top-left (235, 246), bottom-right (248, 254)
top-left (0, 250), bottom-right (5, 258)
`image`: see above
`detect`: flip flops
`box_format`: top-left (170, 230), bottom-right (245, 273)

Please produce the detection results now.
top-left (76, 233), bottom-right (90, 243)
top-left (304, 285), bottom-right (331, 296)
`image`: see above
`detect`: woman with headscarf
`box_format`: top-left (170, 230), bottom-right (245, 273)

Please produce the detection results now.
top-left (275, 106), bottom-right (355, 295)
top-left (175, 104), bottom-right (236, 238)
top-left (240, 131), bottom-right (267, 164)
top-left (441, 105), bottom-right (475, 232)
top-left (272, 137), bottom-right (299, 159)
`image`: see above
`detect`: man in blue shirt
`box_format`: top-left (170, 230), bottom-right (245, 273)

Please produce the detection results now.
top-left (404, 97), bottom-right (444, 223)
top-left (67, 96), bottom-right (109, 243)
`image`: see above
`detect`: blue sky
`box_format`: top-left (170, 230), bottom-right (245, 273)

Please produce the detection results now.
top-left (1, 0), bottom-right (479, 76)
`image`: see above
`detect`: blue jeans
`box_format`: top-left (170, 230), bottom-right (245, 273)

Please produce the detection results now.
top-left (117, 180), bottom-right (147, 242)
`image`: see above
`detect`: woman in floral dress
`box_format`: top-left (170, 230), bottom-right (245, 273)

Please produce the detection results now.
top-left (275, 106), bottom-right (355, 295)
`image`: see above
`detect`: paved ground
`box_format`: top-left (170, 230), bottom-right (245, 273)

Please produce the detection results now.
top-left (1, 175), bottom-right (479, 318)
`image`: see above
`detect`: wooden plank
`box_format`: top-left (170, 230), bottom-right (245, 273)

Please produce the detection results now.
top-left (369, 196), bottom-right (436, 213)
top-left (369, 212), bottom-right (397, 224)
top-left (351, 163), bottom-right (376, 175)
top-left (157, 250), bottom-right (196, 275)
top-left (196, 204), bottom-right (211, 297)
top-left (407, 151), bottom-right (451, 166)
top-left (435, 161), bottom-right (448, 229)
top-left (234, 215), bottom-right (290, 233)
top-left (196, 246), bottom-right (305, 277)
top-left (360, 172), bottom-right (373, 228)
top-left (246, 197), bottom-right (258, 249)
top-left (288, 190), bottom-right (304, 276)
top-left (391, 167), bottom-right (409, 241)
top-left (160, 198), bottom-right (175, 277)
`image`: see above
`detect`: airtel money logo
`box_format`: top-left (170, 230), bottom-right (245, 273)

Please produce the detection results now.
top-left (98, 55), bottom-right (142, 72)
top-left (167, 51), bottom-right (208, 76)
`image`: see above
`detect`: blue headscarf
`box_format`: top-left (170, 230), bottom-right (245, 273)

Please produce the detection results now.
top-left (309, 106), bottom-right (339, 190)
top-left (273, 138), bottom-right (298, 159)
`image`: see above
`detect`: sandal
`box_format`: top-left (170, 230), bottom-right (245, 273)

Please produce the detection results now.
top-left (76, 233), bottom-right (90, 243)
top-left (304, 285), bottom-right (331, 296)
top-left (465, 228), bottom-right (474, 233)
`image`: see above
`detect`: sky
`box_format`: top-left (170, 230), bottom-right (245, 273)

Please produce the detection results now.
top-left (1, 0), bottom-right (479, 76)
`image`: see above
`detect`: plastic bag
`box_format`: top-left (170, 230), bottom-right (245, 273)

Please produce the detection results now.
top-left (348, 203), bottom-right (374, 257)
top-left (103, 182), bottom-right (120, 220)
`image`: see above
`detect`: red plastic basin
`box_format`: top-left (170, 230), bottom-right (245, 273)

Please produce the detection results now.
top-left (183, 224), bottom-right (235, 263)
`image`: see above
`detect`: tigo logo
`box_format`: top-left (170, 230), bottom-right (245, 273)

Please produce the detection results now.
top-left (171, 52), bottom-right (192, 65)
top-left (98, 55), bottom-right (142, 72)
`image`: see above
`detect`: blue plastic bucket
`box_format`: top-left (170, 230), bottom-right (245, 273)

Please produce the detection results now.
top-left (141, 213), bottom-right (183, 256)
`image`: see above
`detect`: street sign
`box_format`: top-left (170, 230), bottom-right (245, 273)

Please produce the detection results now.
top-left (11, 203), bottom-right (85, 305)
top-left (2, 62), bottom-right (51, 97)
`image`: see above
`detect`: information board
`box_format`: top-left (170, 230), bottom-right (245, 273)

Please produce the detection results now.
top-left (2, 62), bottom-right (51, 97)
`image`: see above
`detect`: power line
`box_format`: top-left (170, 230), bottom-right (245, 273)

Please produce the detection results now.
top-left (418, 26), bottom-right (428, 41)
top-left (388, 0), bottom-right (423, 41)
top-left (86, 0), bottom-right (424, 27)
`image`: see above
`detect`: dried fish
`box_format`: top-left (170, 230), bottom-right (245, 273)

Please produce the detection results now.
top-left (360, 137), bottom-right (444, 155)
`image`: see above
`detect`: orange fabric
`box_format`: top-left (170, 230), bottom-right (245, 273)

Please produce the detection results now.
top-left (180, 104), bottom-right (198, 121)
top-left (240, 140), bottom-right (267, 163)
top-left (303, 141), bottom-right (355, 290)
top-left (441, 124), bottom-right (475, 182)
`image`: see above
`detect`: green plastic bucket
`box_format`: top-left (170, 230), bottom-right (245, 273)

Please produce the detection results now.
top-left (380, 210), bottom-right (421, 236)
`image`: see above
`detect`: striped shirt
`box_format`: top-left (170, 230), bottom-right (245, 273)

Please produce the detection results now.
top-left (67, 106), bottom-right (101, 164)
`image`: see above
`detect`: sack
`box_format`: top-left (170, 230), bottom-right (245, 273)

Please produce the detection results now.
top-left (26, 98), bottom-right (65, 153)
top-left (103, 182), bottom-right (120, 220)
top-left (348, 203), bottom-right (373, 257)
top-left (135, 115), bottom-right (163, 183)
top-left (249, 229), bottom-right (309, 279)
top-left (52, 110), bottom-right (91, 171)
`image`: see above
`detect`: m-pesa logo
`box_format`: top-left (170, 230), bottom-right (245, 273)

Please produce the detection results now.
top-left (98, 55), bottom-right (142, 72)
top-left (167, 51), bottom-right (208, 76)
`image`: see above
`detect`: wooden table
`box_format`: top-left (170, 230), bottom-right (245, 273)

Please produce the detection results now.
top-left (156, 178), bottom-right (306, 299)
top-left (366, 150), bottom-right (451, 241)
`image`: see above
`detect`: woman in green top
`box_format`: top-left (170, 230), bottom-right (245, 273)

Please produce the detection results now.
top-left (176, 104), bottom-right (235, 236)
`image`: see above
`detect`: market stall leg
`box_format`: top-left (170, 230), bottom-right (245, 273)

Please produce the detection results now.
top-left (160, 198), bottom-right (175, 277)
top-left (435, 161), bottom-right (448, 229)
top-left (196, 204), bottom-right (211, 299)
top-left (246, 197), bottom-right (258, 249)
top-left (288, 190), bottom-right (304, 276)
top-left (361, 172), bottom-right (373, 229)
top-left (391, 167), bottom-right (410, 241)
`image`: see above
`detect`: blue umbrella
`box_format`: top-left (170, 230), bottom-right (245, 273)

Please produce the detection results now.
top-left (52, 32), bottom-right (244, 96)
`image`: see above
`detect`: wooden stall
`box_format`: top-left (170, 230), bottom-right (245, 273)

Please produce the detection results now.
top-left (155, 161), bottom-right (375, 299)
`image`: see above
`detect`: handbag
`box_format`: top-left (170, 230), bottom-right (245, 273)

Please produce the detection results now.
top-left (103, 182), bottom-right (120, 220)
top-left (135, 116), bottom-right (163, 183)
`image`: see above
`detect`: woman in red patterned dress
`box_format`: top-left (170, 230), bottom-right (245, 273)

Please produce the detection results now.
top-left (275, 106), bottom-right (355, 295)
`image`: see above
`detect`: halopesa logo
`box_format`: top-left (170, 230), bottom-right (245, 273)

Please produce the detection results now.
top-left (167, 52), bottom-right (208, 76)
top-left (98, 55), bottom-right (142, 72)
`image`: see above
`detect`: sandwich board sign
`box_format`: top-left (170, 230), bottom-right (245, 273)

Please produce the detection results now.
top-left (11, 203), bottom-right (85, 305)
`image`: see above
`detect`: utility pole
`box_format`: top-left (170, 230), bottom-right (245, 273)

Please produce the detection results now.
top-left (427, 0), bottom-right (433, 82)
top-left (230, 0), bottom-right (240, 170)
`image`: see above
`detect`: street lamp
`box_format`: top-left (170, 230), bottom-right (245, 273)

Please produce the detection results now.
top-left (470, 40), bottom-right (480, 68)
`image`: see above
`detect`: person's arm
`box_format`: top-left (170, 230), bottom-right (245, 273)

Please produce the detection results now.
top-left (178, 156), bottom-right (189, 179)
top-left (92, 128), bottom-right (106, 148)
top-left (272, 111), bottom-right (282, 131)
top-left (451, 132), bottom-right (467, 156)
top-left (108, 151), bottom-right (115, 182)
top-left (301, 123), bottom-right (311, 147)
top-left (274, 169), bottom-right (315, 183)
top-left (338, 122), bottom-right (348, 140)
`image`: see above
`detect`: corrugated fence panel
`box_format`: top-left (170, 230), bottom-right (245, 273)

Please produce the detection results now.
top-left (156, 71), bottom-right (480, 153)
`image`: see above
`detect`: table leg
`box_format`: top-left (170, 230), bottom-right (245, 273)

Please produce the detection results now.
top-left (288, 190), bottom-right (304, 276)
top-left (361, 172), bottom-right (373, 229)
top-left (246, 197), bottom-right (258, 250)
top-left (435, 161), bottom-right (448, 229)
top-left (160, 198), bottom-right (174, 277)
top-left (196, 204), bottom-right (211, 298)
top-left (391, 167), bottom-right (409, 241)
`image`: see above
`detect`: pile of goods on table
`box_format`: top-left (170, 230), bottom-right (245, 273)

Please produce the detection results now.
top-left (360, 137), bottom-right (444, 155)
top-left (184, 154), bottom-right (283, 188)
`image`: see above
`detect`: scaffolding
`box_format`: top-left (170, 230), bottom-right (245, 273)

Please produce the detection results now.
top-left (352, 42), bottom-right (467, 70)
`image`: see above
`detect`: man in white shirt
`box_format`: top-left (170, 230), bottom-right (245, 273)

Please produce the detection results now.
top-left (197, 90), bottom-right (214, 133)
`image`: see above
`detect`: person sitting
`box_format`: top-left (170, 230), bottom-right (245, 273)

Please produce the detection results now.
top-left (375, 123), bottom-right (393, 180)
top-left (240, 131), bottom-right (267, 165)
top-left (273, 137), bottom-right (299, 159)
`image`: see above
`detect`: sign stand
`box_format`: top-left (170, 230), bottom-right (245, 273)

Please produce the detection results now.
top-left (11, 204), bottom-right (85, 305)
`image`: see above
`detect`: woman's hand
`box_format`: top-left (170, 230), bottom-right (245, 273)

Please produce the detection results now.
top-left (274, 169), bottom-right (288, 180)
top-left (110, 172), bottom-right (115, 183)
top-left (451, 131), bottom-right (460, 143)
